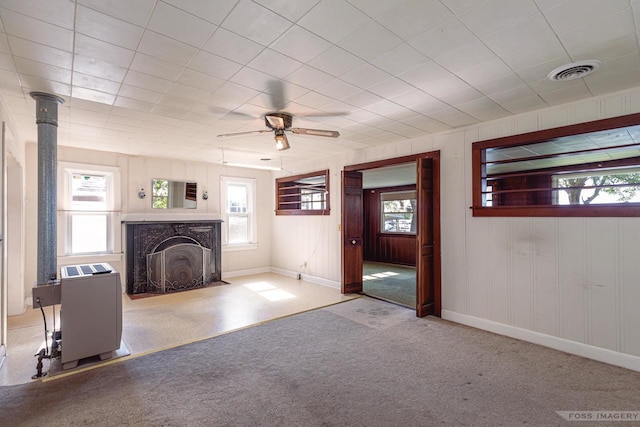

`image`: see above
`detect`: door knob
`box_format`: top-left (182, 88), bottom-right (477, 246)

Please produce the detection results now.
top-left (351, 240), bottom-right (356, 244)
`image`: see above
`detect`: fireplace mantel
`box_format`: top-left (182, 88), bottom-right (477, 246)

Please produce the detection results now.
top-left (122, 213), bottom-right (221, 223)
top-left (124, 219), bottom-right (222, 294)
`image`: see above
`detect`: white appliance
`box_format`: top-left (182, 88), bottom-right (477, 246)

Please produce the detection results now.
top-left (59, 263), bottom-right (123, 370)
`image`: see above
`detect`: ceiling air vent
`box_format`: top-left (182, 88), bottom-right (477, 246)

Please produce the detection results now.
top-left (547, 60), bottom-right (601, 81)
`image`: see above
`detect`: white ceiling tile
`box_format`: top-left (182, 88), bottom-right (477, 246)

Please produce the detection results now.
top-left (456, 58), bottom-right (513, 86)
top-left (0, 0), bottom-right (75, 29)
top-left (0, 69), bottom-right (20, 86)
top-left (157, 94), bottom-right (194, 111)
top-left (427, 106), bottom-right (478, 127)
top-left (176, 69), bottom-right (225, 92)
top-left (434, 40), bottom-right (497, 73)
top-left (401, 114), bottom-right (450, 133)
top-left (76, 5), bottom-right (144, 50)
top-left (248, 49), bottom-right (303, 79)
top-left (488, 84), bottom-right (539, 105)
top-left (20, 75), bottom-right (71, 96)
top-left (72, 87), bottom-right (116, 105)
top-left (567, 33), bottom-right (639, 64)
top-left (130, 53), bottom-right (184, 80)
top-left (338, 21), bottom-right (403, 61)
top-left (284, 65), bottom-right (333, 90)
top-left (454, 97), bottom-right (510, 121)
top-left (346, 0), bottom-right (404, 18)
top-left (297, 0), bottom-right (370, 44)
top-left (397, 60), bottom-right (452, 89)
top-left (586, 68), bottom-right (640, 96)
top-left (74, 55), bottom-right (128, 83)
top-left (152, 104), bottom-right (190, 119)
top-left (308, 46), bottom-right (365, 77)
top-left (380, 0), bottom-right (453, 41)
top-left (424, 75), bottom-right (484, 104)
top-left (123, 69), bottom-right (172, 93)
top-left (341, 63), bottom-right (391, 89)
top-left (253, 0), bottom-right (321, 22)
top-left (114, 96), bottom-right (155, 112)
top-left (528, 76), bottom-right (584, 94)
top-left (315, 79), bottom-right (361, 100)
top-left (584, 53), bottom-right (640, 84)
top-left (558, 10), bottom-right (636, 59)
top-left (543, 0), bottom-right (630, 34)
top-left (148, 2), bottom-right (217, 47)
top-left (343, 90), bottom-right (384, 108)
top-left (264, 80), bottom-right (310, 101)
top-left (221, 0), bottom-right (292, 46)
top-left (439, 0), bottom-right (485, 15)
top-left (364, 99), bottom-right (409, 116)
top-left (0, 52), bottom-right (16, 72)
top-left (0, 34), bottom-right (10, 54)
top-left (188, 50), bottom-right (243, 80)
top-left (270, 26), bottom-right (332, 63)
top-left (118, 84), bottom-right (163, 103)
top-left (229, 67), bottom-right (274, 92)
top-left (367, 78), bottom-right (414, 99)
top-left (538, 80), bottom-right (592, 105)
top-left (214, 81), bottom-right (260, 102)
top-left (390, 89), bottom-right (441, 109)
top-left (75, 34), bottom-right (135, 68)
top-left (498, 94), bottom-right (549, 114)
top-left (14, 57), bottom-right (71, 84)
top-left (8, 36), bottom-right (72, 69)
top-left (475, 73), bottom-right (528, 95)
top-left (1, 8), bottom-right (73, 51)
top-left (166, 83), bottom-right (211, 101)
top-left (163, 0), bottom-right (238, 25)
top-left (408, 18), bottom-right (476, 59)
top-left (73, 72), bottom-right (121, 94)
top-left (515, 57), bottom-right (571, 83)
top-left (77, 0), bottom-right (156, 27)
top-left (138, 31), bottom-right (198, 65)
top-left (371, 43), bottom-right (428, 76)
top-left (203, 28), bottom-right (264, 64)
top-left (534, 0), bottom-right (570, 11)
top-left (458, 0), bottom-right (539, 38)
top-left (295, 91), bottom-right (336, 109)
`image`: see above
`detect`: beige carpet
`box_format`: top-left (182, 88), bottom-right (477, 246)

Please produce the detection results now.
top-left (2, 297), bottom-right (640, 426)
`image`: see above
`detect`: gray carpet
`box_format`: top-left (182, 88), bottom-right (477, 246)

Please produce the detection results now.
top-left (363, 261), bottom-right (416, 307)
top-left (2, 297), bottom-right (640, 426)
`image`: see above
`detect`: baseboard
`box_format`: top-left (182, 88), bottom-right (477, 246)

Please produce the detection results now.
top-left (222, 267), bottom-right (270, 279)
top-left (442, 310), bottom-right (640, 373)
top-left (269, 267), bottom-right (340, 290)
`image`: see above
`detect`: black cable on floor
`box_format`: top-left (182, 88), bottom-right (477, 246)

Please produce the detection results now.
top-left (37, 298), bottom-right (49, 355)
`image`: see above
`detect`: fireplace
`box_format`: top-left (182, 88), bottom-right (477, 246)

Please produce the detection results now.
top-left (124, 219), bottom-right (222, 295)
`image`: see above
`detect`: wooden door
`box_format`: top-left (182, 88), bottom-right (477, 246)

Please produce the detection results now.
top-left (416, 156), bottom-right (441, 317)
top-left (341, 170), bottom-right (363, 293)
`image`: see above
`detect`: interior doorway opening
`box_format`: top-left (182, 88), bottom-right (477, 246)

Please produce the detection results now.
top-left (342, 152), bottom-right (441, 318)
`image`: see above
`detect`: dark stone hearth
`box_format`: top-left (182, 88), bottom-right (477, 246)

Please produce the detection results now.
top-left (125, 220), bottom-right (222, 294)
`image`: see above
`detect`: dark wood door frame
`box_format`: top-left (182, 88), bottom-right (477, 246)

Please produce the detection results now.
top-left (342, 151), bottom-right (441, 317)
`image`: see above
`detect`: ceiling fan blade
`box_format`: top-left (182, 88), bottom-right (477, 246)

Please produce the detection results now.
top-left (266, 115), bottom-right (285, 129)
top-left (266, 80), bottom-right (286, 111)
top-left (290, 128), bottom-right (340, 138)
top-left (217, 129), bottom-right (272, 138)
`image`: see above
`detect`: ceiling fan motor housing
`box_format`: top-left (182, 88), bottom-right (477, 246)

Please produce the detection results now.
top-left (265, 112), bottom-right (293, 130)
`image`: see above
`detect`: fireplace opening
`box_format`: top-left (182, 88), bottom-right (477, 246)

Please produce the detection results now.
top-left (146, 237), bottom-right (212, 293)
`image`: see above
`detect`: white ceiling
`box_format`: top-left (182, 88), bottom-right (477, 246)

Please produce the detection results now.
top-left (1, 0), bottom-right (640, 169)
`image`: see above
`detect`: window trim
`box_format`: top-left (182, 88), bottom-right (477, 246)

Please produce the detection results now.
top-left (275, 170), bottom-right (330, 216)
top-left (472, 112), bottom-right (640, 217)
top-left (57, 162), bottom-right (121, 256)
top-left (220, 176), bottom-right (257, 247)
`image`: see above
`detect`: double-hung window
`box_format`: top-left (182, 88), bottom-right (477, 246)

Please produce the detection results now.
top-left (380, 191), bottom-right (417, 234)
top-left (58, 163), bottom-right (120, 255)
top-left (220, 176), bottom-right (257, 247)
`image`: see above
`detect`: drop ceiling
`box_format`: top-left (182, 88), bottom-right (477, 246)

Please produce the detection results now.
top-left (1, 0), bottom-right (640, 169)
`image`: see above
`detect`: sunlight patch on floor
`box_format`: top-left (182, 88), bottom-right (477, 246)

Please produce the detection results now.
top-left (244, 282), bottom-right (296, 301)
top-left (363, 271), bottom-right (400, 281)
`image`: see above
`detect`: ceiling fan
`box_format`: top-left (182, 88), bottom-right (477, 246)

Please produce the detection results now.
top-left (216, 112), bottom-right (340, 151)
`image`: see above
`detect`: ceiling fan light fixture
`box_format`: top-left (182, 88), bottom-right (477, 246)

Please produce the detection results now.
top-left (274, 130), bottom-right (290, 151)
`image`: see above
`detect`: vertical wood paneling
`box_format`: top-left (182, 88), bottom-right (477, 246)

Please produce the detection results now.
top-left (558, 218), bottom-right (587, 343)
top-left (488, 219), bottom-right (510, 324)
top-left (587, 218), bottom-right (619, 352)
top-left (467, 216), bottom-right (490, 318)
top-left (619, 218), bottom-right (640, 357)
top-left (532, 218), bottom-right (559, 336)
top-left (509, 218), bottom-right (533, 329)
top-left (127, 157), bottom-right (147, 213)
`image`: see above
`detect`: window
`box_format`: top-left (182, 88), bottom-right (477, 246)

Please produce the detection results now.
top-left (472, 113), bottom-right (640, 217)
top-left (58, 163), bottom-right (121, 255)
top-left (381, 191), bottom-right (417, 234)
top-left (276, 170), bottom-right (329, 215)
top-left (220, 176), bottom-right (256, 246)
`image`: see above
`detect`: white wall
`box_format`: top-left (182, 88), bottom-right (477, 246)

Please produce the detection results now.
top-left (271, 87), bottom-right (640, 371)
top-left (23, 145), bottom-right (273, 305)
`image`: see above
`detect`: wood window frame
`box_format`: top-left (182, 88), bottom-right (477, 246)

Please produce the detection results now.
top-left (472, 112), bottom-right (640, 217)
top-left (275, 170), bottom-right (330, 215)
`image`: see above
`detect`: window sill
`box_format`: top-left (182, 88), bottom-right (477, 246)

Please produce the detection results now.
top-left (57, 253), bottom-right (122, 265)
top-left (222, 243), bottom-right (259, 252)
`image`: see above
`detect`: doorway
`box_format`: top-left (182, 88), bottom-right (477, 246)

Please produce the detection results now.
top-left (341, 152), bottom-right (441, 317)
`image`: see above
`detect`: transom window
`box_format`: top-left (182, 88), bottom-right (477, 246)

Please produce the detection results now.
top-left (472, 113), bottom-right (640, 216)
top-left (276, 170), bottom-right (329, 215)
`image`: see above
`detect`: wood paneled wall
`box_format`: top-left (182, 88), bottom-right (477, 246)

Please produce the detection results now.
top-left (363, 185), bottom-right (417, 266)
